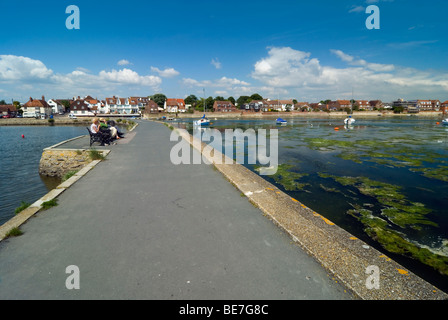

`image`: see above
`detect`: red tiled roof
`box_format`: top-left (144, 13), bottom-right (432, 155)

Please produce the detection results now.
top-left (24, 97), bottom-right (50, 108)
top-left (0, 105), bottom-right (17, 112)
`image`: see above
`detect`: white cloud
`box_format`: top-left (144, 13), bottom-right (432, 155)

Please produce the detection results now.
top-left (182, 76), bottom-right (250, 88)
top-left (348, 5), bottom-right (365, 13)
top-left (211, 58), bottom-right (222, 69)
top-left (0, 55), bottom-right (162, 98)
top-left (250, 47), bottom-right (448, 101)
top-left (252, 47), bottom-right (323, 88)
top-left (150, 66), bottom-right (180, 78)
top-left (330, 49), bottom-right (395, 72)
top-left (117, 59), bottom-right (132, 66)
top-left (388, 40), bottom-right (438, 49)
top-left (99, 68), bottom-right (161, 86)
top-left (0, 55), bottom-right (53, 81)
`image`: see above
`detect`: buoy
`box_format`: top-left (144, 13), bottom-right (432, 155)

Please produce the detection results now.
top-left (436, 122), bottom-right (440, 125)
top-left (334, 127), bottom-right (340, 131)
top-left (21, 134), bottom-right (25, 138)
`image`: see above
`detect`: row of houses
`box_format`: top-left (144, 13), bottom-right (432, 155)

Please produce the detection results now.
top-left (234, 99), bottom-right (385, 112)
top-left (392, 99), bottom-right (445, 113)
top-left (239, 99), bottom-right (448, 113)
top-left (72, 96), bottom-right (150, 116)
top-left (2, 96), bottom-right (448, 118)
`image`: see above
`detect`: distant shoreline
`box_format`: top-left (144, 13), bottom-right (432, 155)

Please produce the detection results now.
top-left (145, 110), bottom-right (446, 119)
top-left (0, 111), bottom-right (445, 126)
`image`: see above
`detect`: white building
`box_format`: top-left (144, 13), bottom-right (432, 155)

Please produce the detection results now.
top-left (47, 99), bottom-right (65, 114)
top-left (105, 96), bottom-right (139, 114)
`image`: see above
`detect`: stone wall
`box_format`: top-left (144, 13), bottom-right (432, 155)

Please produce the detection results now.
top-left (39, 149), bottom-right (92, 178)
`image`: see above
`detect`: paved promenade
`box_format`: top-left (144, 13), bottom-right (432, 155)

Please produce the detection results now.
top-left (0, 120), bottom-right (351, 300)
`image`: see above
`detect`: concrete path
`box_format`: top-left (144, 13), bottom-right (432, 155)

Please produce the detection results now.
top-left (0, 120), bottom-right (352, 300)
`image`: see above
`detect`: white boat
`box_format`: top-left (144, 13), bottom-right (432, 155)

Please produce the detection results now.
top-left (194, 115), bottom-right (210, 126)
top-left (442, 119), bottom-right (448, 126)
top-left (276, 118), bottom-right (287, 125)
top-left (344, 116), bottom-right (355, 125)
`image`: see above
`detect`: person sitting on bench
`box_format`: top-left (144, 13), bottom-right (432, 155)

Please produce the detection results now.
top-left (90, 117), bottom-right (111, 146)
top-left (100, 118), bottom-right (120, 140)
top-left (107, 120), bottom-right (125, 138)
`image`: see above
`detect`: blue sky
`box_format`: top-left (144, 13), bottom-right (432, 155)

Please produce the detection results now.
top-left (0, 0), bottom-right (447, 102)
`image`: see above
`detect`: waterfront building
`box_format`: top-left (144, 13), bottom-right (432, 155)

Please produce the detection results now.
top-left (355, 100), bottom-right (371, 110)
top-left (145, 100), bottom-right (161, 114)
top-left (294, 102), bottom-right (311, 111)
top-left (105, 96), bottom-right (139, 115)
top-left (129, 97), bottom-right (149, 110)
top-left (441, 101), bottom-right (448, 113)
top-left (369, 100), bottom-right (383, 110)
top-left (417, 100), bottom-right (433, 111)
top-left (164, 99), bottom-right (186, 113)
top-left (0, 104), bottom-right (17, 117)
top-left (213, 100), bottom-right (237, 112)
top-left (431, 100), bottom-right (441, 111)
top-left (393, 99), bottom-right (418, 112)
top-left (70, 98), bottom-right (95, 116)
top-left (328, 100), bottom-right (351, 111)
top-left (23, 96), bottom-right (52, 118)
top-left (241, 100), bottom-right (265, 112)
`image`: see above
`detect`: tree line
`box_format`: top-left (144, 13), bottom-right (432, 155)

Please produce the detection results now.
top-left (148, 93), bottom-right (267, 112)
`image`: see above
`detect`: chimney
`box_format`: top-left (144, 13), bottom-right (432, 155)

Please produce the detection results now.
top-left (30, 97), bottom-right (33, 101)
top-left (42, 95), bottom-right (45, 101)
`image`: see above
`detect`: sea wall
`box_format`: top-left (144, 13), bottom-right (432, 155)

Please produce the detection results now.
top-left (39, 149), bottom-right (92, 178)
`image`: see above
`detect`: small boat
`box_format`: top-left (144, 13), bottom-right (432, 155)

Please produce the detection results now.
top-left (194, 114), bottom-right (210, 126)
top-left (442, 119), bottom-right (448, 126)
top-left (276, 118), bottom-right (287, 125)
top-left (344, 116), bottom-right (355, 125)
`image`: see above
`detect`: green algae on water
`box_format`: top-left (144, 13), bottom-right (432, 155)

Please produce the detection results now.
top-left (318, 172), bottom-right (448, 274)
top-left (348, 207), bottom-right (448, 276)
top-left (319, 174), bottom-right (436, 229)
top-left (304, 138), bottom-right (355, 150)
top-left (304, 136), bottom-right (448, 182)
top-left (270, 164), bottom-right (309, 191)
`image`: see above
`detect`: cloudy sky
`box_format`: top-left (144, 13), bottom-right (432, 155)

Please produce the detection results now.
top-left (0, 0), bottom-right (447, 103)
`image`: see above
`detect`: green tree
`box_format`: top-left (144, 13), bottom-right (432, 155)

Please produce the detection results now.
top-left (0, 100), bottom-right (6, 105)
top-left (150, 94), bottom-right (167, 109)
top-left (237, 96), bottom-right (251, 106)
top-left (205, 96), bottom-right (214, 110)
top-left (228, 96), bottom-right (235, 105)
top-left (214, 96), bottom-right (225, 101)
top-left (393, 106), bottom-right (404, 114)
top-left (195, 99), bottom-right (204, 111)
top-left (185, 94), bottom-right (198, 106)
top-left (250, 93), bottom-right (263, 101)
top-left (60, 100), bottom-right (71, 112)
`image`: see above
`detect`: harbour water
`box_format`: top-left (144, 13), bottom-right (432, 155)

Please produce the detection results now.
top-left (178, 116), bottom-right (448, 290)
top-left (0, 126), bottom-right (87, 226)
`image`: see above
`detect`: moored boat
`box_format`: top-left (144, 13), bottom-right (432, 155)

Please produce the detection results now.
top-left (344, 116), bottom-right (355, 125)
top-left (194, 114), bottom-right (210, 126)
top-left (276, 118), bottom-right (287, 125)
